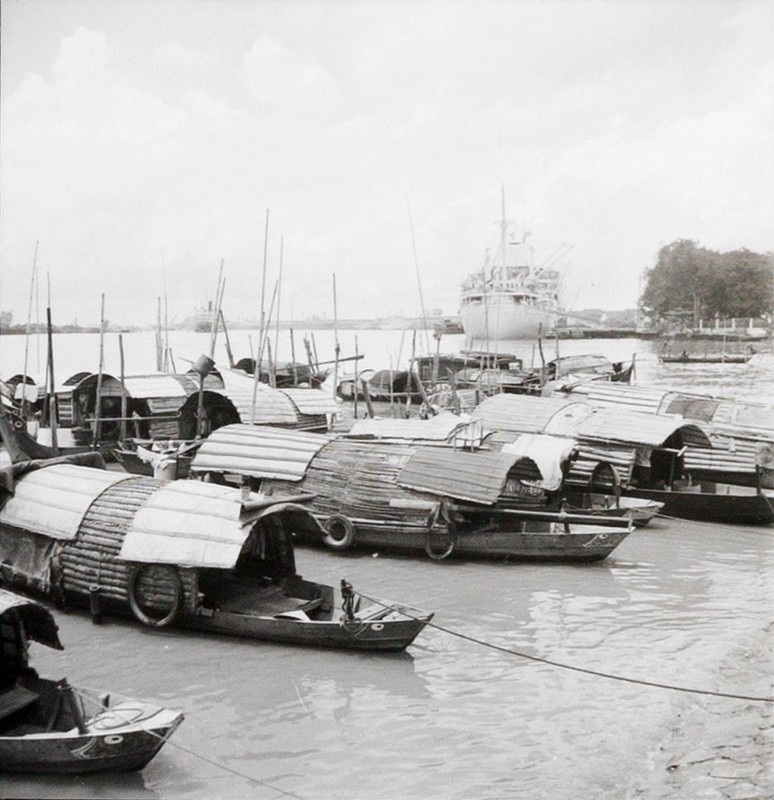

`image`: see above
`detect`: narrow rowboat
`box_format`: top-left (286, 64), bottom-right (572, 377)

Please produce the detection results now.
top-left (0, 589), bottom-right (183, 773)
top-left (622, 483), bottom-right (774, 525)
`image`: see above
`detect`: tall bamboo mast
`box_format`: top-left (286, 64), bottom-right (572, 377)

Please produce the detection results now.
top-left (21, 241), bottom-right (39, 408)
top-left (332, 274), bottom-right (340, 400)
top-left (251, 211), bottom-right (270, 423)
top-left (93, 294), bottom-right (106, 448)
top-left (273, 236), bottom-right (284, 371)
top-left (45, 306), bottom-right (59, 454)
top-left (407, 199), bottom-right (431, 354)
top-left (208, 259), bottom-right (225, 359)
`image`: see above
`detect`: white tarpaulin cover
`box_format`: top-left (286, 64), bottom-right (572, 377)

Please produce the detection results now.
top-left (501, 434), bottom-right (577, 491)
top-left (0, 464), bottom-right (135, 540)
top-left (347, 412), bottom-right (473, 441)
top-left (122, 374), bottom-right (190, 399)
top-left (280, 388), bottom-right (339, 415)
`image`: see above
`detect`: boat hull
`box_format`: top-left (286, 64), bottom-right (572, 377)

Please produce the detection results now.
top-left (178, 606), bottom-right (432, 652)
top-left (461, 293), bottom-right (563, 342)
top-left (0, 702), bottom-right (183, 774)
top-left (622, 486), bottom-right (774, 525)
top-left (563, 494), bottom-right (664, 527)
top-left (299, 521), bottom-right (631, 562)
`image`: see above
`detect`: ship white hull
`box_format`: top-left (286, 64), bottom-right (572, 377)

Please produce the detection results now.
top-left (460, 293), bottom-right (563, 343)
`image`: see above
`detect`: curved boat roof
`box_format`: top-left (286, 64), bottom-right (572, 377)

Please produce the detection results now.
top-left (190, 424), bottom-right (333, 481)
top-left (396, 446), bottom-right (542, 505)
top-left (119, 479), bottom-right (321, 569)
top-left (0, 589), bottom-right (62, 651)
top-left (471, 393), bottom-right (711, 449)
top-left (0, 463), bottom-right (136, 540)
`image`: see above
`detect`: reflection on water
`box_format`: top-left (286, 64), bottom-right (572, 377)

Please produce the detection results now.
top-left (3, 517), bottom-right (770, 800)
top-left (0, 333), bottom-right (772, 798)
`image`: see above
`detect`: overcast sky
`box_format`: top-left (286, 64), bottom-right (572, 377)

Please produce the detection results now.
top-left (1, 0), bottom-right (771, 327)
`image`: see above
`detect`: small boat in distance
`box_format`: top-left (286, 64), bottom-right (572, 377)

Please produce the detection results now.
top-left (0, 589), bottom-right (183, 773)
top-left (658, 344), bottom-right (756, 364)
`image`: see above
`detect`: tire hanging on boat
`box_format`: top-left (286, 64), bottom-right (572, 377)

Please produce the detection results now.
top-left (322, 515), bottom-right (356, 550)
top-left (126, 564), bottom-right (183, 628)
top-left (424, 499), bottom-right (457, 561)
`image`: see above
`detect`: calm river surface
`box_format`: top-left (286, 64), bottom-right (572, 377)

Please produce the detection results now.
top-left (0, 331), bottom-right (772, 799)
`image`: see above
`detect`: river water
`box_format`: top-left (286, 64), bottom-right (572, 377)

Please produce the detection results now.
top-left (0, 330), bottom-right (772, 799)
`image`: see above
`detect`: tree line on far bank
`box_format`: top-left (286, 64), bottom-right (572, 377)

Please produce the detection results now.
top-left (640, 239), bottom-right (773, 326)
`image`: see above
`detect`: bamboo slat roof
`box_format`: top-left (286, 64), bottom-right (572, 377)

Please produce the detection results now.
top-left (572, 407), bottom-right (712, 448)
top-left (397, 446), bottom-right (542, 505)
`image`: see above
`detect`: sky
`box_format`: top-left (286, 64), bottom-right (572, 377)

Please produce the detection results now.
top-left (1, 0), bottom-right (772, 327)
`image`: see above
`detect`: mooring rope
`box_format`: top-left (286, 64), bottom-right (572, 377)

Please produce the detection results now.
top-left (71, 687), bottom-right (306, 800)
top-left (356, 592), bottom-right (774, 703)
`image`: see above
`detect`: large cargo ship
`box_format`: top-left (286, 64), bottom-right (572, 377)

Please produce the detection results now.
top-left (460, 192), bottom-right (566, 345)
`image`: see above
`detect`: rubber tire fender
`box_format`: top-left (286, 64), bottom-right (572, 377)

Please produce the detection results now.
top-left (323, 515), bottom-right (356, 550)
top-left (126, 564), bottom-right (183, 628)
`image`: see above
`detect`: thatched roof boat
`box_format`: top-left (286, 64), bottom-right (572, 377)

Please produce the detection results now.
top-left (189, 424), bottom-right (633, 561)
top-left (0, 588), bottom-right (183, 773)
top-left (0, 449), bottom-right (431, 651)
top-left (549, 381), bottom-right (774, 488)
top-left (46, 366), bottom-right (338, 449)
top-left (471, 394), bottom-right (774, 524)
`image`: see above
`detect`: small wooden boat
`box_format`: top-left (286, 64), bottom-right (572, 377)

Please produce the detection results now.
top-left (0, 448), bottom-right (432, 652)
top-left (559, 493), bottom-right (664, 527)
top-left (622, 481), bottom-right (774, 525)
top-left (0, 589), bottom-right (183, 773)
top-left (659, 352), bottom-right (752, 364)
top-left (658, 343), bottom-right (755, 364)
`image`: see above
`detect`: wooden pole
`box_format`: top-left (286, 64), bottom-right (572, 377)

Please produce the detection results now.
top-left (257, 209), bottom-right (270, 377)
top-left (274, 236), bottom-right (284, 372)
top-left (252, 212), bottom-right (270, 423)
top-left (537, 322), bottom-right (546, 387)
top-left (332, 274), bottom-right (340, 399)
top-left (353, 335), bottom-right (359, 419)
top-left (46, 307), bottom-right (59, 454)
top-left (290, 329), bottom-right (298, 385)
top-left (407, 198), bottom-right (431, 353)
top-left (93, 294), bottom-right (105, 448)
top-left (119, 334), bottom-right (127, 442)
top-left (266, 337), bottom-right (276, 388)
top-left (406, 329), bottom-right (416, 416)
top-left (21, 241), bottom-right (39, 413)
top-left (155, 297), bottom-right (163, 371)
top-left (220, 309), bottom-right (235, 368)
top-left (209, 259), bottom-right (225, 360)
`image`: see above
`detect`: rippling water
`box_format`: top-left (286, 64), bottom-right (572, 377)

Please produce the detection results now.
top-left (1, 331), bottom-right (772, 799)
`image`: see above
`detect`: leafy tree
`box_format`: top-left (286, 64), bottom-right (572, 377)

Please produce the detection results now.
top-left (640, 240), bottom-right (773, 325)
